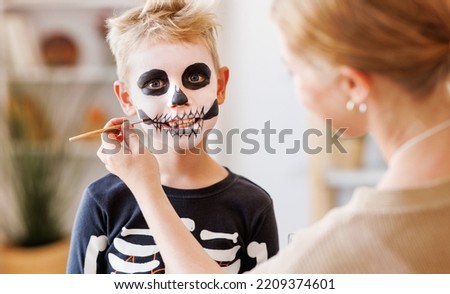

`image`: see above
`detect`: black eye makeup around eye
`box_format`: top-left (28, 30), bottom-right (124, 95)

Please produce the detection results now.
top-left (182, 63), bottom-right (211, 90)
top-left (137, 69), bottom-right (170, 96)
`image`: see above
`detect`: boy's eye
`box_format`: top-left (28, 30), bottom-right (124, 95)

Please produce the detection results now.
top-left (188, 74), bottom-right (206, 84)
top-left (146, 79), bottom-right (166, 90)
top-left (137, 69), bottom-right (170, 96)
top-left (182, 63), bottom-right (211, 90)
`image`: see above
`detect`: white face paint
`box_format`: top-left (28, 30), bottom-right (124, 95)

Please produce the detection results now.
top-left (127, 41), bottom-right (220, 151)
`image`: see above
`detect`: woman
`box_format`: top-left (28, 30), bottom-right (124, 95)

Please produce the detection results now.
top-left (98, 0), bottom-right (450, 273)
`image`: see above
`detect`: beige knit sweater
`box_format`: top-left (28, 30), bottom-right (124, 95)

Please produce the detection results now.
top-left (250, 178), bottom-right (450, 273)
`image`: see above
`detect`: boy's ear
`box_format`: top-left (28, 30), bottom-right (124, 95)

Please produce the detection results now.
top-left (217, 66), bottom-right (229, 105)
top-left (114, 81), bottom-right (136, 116)
top-left (338, 66), bottom-right (370, 104)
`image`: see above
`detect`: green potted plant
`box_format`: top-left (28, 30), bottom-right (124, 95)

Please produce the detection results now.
top-left (0, 89), bottom-right (83, 273)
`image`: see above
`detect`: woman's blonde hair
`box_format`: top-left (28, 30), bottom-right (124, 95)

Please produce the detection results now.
top-left (107, 0), bottom-right (221, 81)
top-left (272, 0), bottom-right (449, 97)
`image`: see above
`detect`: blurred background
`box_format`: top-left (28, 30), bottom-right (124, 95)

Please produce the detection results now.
top-left (0, 0), bottom-right (385, 273)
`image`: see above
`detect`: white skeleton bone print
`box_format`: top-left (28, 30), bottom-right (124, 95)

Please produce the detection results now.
top-left (83, 218), bottom-right (268, 274)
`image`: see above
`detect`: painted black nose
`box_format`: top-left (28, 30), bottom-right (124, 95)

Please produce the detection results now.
top-left (171, 88), bottom-right (189, 106)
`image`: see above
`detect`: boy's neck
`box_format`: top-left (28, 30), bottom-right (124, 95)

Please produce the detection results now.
top-left (155, 147), bottom-right (228, 190)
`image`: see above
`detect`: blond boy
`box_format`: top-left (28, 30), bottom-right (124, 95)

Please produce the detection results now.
top-left (67, 0), bottom-right (279, 274)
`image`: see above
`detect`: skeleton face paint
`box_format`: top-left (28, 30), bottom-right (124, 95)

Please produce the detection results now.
top-left (137, 99), bottom-right (219, 137)
top-left (137, 69), bottom-right (169, 96)
top-left (182, 63), bottom-right (211, 90)
top-left (127, 41), bottom-right (221, 150)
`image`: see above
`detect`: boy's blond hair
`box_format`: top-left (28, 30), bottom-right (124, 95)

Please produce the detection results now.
top-left (106, 0), bottom-right (221, 82)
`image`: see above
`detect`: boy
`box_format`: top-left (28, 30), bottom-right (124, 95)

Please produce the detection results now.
top-left (67, 0), bottom-right (279, 274)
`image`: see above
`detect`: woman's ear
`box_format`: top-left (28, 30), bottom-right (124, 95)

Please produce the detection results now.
top-left (338, 66), bottom-right (371, 104)
top-left (216, 66), bottom-right (230, 105)
top-left (114, 81), bottom-right (136, 116)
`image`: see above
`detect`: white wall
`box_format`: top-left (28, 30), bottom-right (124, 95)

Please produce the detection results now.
top-left (214, 0), bottom-right (311, 248)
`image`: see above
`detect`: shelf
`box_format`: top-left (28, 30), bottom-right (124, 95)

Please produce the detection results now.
top-left (4, 0), bottom-right (142, 11)
top-left (8, 66), bottom-right (117, 84)
top-left (324, 167), bottom-right (385, 190)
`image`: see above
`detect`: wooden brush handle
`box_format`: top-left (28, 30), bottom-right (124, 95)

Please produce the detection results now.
top-left (68, 125), bottom-right (121, 142)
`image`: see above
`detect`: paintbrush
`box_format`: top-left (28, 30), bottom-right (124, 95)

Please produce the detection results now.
top-left (68, 120), bottom-right (145, 142)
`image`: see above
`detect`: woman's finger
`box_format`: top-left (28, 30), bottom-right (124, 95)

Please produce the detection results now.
top-left (103, 117), bottom-right (127, 128)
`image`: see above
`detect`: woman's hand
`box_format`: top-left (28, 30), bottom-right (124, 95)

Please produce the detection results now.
top-left (96, 117), bottom-right (223, 273)
top-left (96, 117), bottom-right (162, 197)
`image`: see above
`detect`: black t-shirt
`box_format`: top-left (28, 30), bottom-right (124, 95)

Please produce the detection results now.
top-left (67, 169), bottom-right (279, 274)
